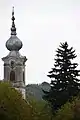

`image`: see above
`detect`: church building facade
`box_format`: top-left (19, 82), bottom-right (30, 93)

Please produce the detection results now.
top-left (2, 7), bottom-right (27, 99)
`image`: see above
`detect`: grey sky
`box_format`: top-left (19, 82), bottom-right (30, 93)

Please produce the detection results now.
top-left (0, 0), bottom-right (80, 84)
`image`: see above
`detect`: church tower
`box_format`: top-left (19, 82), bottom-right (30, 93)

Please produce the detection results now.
top-left (2, 7), bottom-right (27, 99)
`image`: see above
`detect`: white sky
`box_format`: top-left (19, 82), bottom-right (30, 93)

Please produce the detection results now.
top-left (0, 0), bottom-right (80, 84)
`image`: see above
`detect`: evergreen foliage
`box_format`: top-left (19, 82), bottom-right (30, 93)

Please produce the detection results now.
top-left (43, 42), bottom-right (80, 112)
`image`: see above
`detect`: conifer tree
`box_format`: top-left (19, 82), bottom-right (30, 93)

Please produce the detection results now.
top-left (43, 42), bottom-right (80, 112)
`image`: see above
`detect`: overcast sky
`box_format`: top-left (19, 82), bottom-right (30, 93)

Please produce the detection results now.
top-left (0, 0), bottom-right (80, 84)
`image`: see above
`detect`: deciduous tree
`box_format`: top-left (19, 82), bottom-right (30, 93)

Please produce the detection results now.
top-left (0, 82), bottom-right (33, 120)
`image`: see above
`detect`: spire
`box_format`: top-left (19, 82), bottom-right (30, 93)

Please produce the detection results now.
top-left (6, 7), bottom-right (23, 51)
top-left (11, 7), bottom-right (17, 35)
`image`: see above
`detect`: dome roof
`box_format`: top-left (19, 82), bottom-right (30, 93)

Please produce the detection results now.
top-left (6, 35), bottom-right (23, 51)
top-left (6, 7), bottom-right (23, 51)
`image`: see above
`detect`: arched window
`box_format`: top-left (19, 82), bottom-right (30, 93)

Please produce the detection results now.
top-left (10, 71), bottom-right (15, 81)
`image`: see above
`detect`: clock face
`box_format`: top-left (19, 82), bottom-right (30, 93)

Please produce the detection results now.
top-left (11, 61), bottom-right (15, 69)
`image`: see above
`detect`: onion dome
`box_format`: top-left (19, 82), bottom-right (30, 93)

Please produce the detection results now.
top-left (6, 7), bottom-right (23, 51)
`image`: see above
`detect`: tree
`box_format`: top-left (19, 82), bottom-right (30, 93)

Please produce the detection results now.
top-left (43, 42), bottom-right (80, 112)
top-left (0, 81), bottom-right (33, 120)
top-left (54, 96), bottom-right (80, 120)
top-left (26, 95), bottom-right (53, 120)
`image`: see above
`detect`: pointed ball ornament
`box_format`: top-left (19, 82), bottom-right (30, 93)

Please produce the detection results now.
top-left (6, 7), bottom-right (23, 51)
